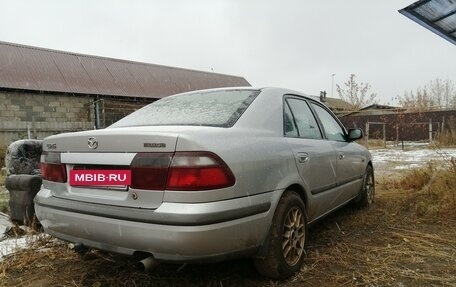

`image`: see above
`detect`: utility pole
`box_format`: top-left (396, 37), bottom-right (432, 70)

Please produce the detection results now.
top-left (331, 73), bottom-right (336, 98)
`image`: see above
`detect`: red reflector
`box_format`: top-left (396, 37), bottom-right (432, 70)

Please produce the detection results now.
top-left (131, 167), bottom-right (169, 190)
top-left (167, 167), bottom-right (233, 190)
top-left (41, 163), bottom-right (67, 183)
top-left (129, 152), bottom-right (235, 191)
top-left (166, 152), bottom-right (235, 191)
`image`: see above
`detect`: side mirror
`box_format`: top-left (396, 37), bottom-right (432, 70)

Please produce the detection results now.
top-left (347, 128), bottom-right (363, 141)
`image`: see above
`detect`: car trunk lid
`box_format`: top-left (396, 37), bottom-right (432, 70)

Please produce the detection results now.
top-left (42, 127), bottom-right (178, 209)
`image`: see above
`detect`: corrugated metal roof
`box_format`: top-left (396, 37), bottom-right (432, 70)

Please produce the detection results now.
top-left (399, 0), bottom-right (456, 45)
top-left (323, 97), bottom-right (355, 111)
top-left (342, 104), bottom-right (407, 117)
top-left (0, 41), bottom-right (250, 98)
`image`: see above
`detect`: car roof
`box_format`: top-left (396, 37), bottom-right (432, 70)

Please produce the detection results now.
top-left (171, 86), bottom-right (323, 104)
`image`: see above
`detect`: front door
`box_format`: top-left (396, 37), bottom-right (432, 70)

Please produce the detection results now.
top-left (310, 103), bottom-right (364, 207)
top-left (284, 96), bottom-right (337, 221)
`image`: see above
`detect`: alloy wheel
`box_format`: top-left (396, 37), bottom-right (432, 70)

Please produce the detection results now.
top-left (282, 207), bottom-right (305, 266)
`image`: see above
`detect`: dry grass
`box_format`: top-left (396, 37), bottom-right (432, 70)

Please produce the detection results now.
top-left (1, 165), bottom-right (455, 286)
top-left (0, 167), bottom-right (7, 214)
top-left (358, 139), bottom-right (386, 149)
top-left (0, 165), bottom-right (5, 188)
top-left (383, 162), bottom-right (456, 220)
top-left (299, 185), bottom-right (456, 286)
top-left (437, 132), bottom-right (456, 147)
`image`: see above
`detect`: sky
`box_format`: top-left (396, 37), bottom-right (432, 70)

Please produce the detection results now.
top-left (0, 0), bottom-right (454, 104)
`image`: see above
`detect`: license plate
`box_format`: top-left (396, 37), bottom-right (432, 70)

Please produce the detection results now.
top-left (70, 170), bottom-right (131, 186)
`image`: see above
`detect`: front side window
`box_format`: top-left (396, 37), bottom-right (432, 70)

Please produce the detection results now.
top-left (311, 103), bottom-right (346, 142)
top-left (110, 89), bottom-right (259, 128)
top-left (285, 98), bottom-right (322, 140)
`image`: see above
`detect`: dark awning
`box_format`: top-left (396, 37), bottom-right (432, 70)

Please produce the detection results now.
top-left (399, 0), bottom-right (456, 45)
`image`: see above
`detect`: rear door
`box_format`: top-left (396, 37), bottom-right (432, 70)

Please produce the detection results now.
top-left (283, 96), bottom-right (337, 221)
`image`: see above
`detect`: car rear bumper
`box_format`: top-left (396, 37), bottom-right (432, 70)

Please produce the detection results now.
top-left (34, 189), bottom-right (282, 262)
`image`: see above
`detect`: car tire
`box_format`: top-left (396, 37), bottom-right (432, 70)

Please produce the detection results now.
top-left (352, 165), bottom-right (375, 209)
top-left (254, 190), bottom-right (307, 279)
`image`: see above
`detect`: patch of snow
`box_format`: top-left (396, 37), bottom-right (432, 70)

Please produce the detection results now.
top-left (394, 164), bottom-right (423, 170)
top-left (370, 148), bottom-right (456, 176)
top-left (0, 212), bottom-right (13, 238)
top-left (0, 236), bottom-right (36, 261)
top-left (0, 213), bottom-right (40, 261)
top-left (398, 141), bottom-right (430, 147)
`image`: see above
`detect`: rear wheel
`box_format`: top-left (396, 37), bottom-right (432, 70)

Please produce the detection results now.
top-left (254, 191), bottom-right (307, 279)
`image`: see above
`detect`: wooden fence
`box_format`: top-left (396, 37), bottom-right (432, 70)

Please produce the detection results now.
top-left (339, 110), bottom-right (456, 142)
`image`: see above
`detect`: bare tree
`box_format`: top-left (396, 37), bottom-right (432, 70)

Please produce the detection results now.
top-left (439, 78), bottom-right (455, 109)
top-left (429, 78), bottom-right (444, 109)
top-left (397, 88), bottom-right (433, 112)
top-left (336, 74), bottom-right (377, 109)
top-left (397, 78), bottom-right (456, 111)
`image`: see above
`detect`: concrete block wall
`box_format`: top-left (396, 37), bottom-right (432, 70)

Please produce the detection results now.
top-left (0, 90), bottom-right (95, 145)
top-left (0, 90), bottom-right (158, 147)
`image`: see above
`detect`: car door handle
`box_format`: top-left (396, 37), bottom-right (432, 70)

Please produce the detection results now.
top-left (297, 152), bottom-right (309, 163)
top-left (338, 152), bottom-right (345, 160)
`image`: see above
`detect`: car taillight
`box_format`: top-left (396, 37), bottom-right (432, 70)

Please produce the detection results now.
top-left (41, 163), bottom-right (67, 183)
top-left (40, 152), bottom-right (67, 183)
top-left (129, 152), bottom-right (235, 191)
top-left (130, 153), bottom-right (173, 190)
top-left (167, 152), bottom-right (235, 191)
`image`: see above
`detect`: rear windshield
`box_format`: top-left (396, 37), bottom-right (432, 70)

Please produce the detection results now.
top-left (110, 89), bottom-right (259, 128)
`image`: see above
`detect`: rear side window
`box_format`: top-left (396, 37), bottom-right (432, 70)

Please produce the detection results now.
top-left (284, 102), bottom-right (299, 137)
top-left (285, 98), bottom-right (322, 139)
top-left (110, 89), bottom-right (259, 128)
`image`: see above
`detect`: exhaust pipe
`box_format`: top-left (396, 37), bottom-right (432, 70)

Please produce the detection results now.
top-left (135, 256), bottom-right (159, 272)
top-left (73, 242), bottom-right (89, 254)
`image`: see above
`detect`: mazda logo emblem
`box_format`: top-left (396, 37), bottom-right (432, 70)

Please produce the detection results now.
top-left (88, 137), bottom-right (98, 149)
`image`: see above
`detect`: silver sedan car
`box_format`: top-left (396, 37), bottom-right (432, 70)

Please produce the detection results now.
top-left (35, 87), bottom-right (374, 279)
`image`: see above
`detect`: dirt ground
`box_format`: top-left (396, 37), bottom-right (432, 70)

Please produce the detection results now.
top-left (1, 178), bottom-right (455, 287)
